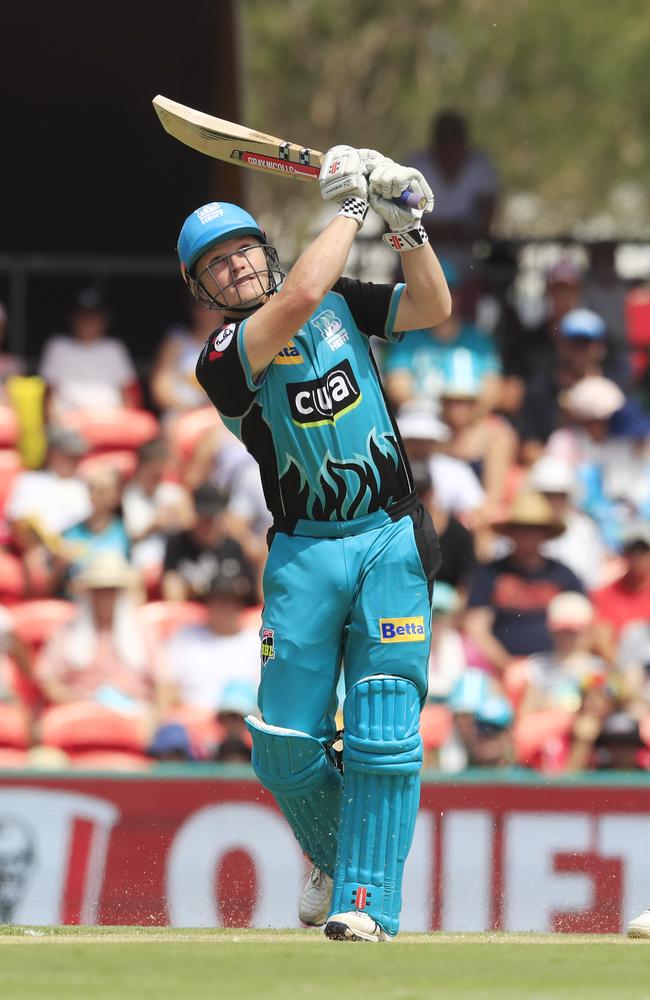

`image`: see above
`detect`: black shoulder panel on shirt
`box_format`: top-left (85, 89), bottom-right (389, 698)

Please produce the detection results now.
top-left (195, 321), bottom-right (256, 418)
top-left (332, 276), bottom-right (396, 340)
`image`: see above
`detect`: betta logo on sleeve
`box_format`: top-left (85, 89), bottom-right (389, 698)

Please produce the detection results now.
top-left (379, 617), bottom-right (426, 643)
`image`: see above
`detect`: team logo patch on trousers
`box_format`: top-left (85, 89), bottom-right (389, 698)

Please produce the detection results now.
top-left (261, 628), bottom-right (276, 665)
top-left (379, 617), bottom-right (426, 642)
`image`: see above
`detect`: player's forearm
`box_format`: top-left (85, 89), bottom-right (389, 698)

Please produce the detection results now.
top-left (282, 215), bottom-right (359, 308)
top-left (398, 244), bottom-right (452, 329)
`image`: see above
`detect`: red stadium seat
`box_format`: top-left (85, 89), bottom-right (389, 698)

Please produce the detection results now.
top-left (502, 658), bottom-right (531, 712)
top-left (59, 407), bottom-right (160, 451)
top-left (71, 750), bottom-right (152, 772)
top-left (0, 550), bottom-right (27, 604)
top-left (0, 702), bottom-right (31, 749)
top-left (0, 748), bottom-right (30, 769)
top-left (171, 406), bottom-right (221, 463)
top-left (513, 709), bottom-right (575, 768)
top-left (138, 600), bottom-right (209, 641)
top-left (0, 449), bottom-right (23, 511)
top-left (419, 703), bottom-right (453, 750)
top-left (77, 449), bottom-right (138, 481)
top-left (39, 702), bottom-right (147, 754)
top-left (0, 405), bottom-right (19, 448)
top-left (9, 599), bottom-right (77, 649)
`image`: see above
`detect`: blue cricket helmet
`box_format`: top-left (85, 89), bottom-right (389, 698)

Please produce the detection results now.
top-left (177, 202), bottom-right (264, 275)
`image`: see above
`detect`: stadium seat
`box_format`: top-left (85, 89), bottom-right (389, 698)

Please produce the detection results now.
top-left (0, 748), bottom-right (29, 769)
top-left (419, 703), bottom-right (453, 750)
top-left (162, 706), bottom-right (225, 757)
top-left (0, 405), bottom-right (19, 448)
top-left (513, 709), bottom-right (575, 768)
top-left (58, 407), bottom-right (160, 451)
top-left (138, 600), bottom-right (209, 641)
top-left (0, 702), bottom-right (31, 749)
top-left (171, 406), bottom-right (221, 463)
top-left (39, 702), bottom-right (148, 754)
top-left (9, 599), bottom-right (77, 649)
top-left (78, 448), bottom-right (138, 480)
top-left (0, 449), bottom-right (23, 510)
top-left (70, 750), bottom-right (152, 772)
top-left (0, 550), bottom-right (28, 604)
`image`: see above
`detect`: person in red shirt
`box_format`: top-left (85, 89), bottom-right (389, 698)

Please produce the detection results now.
top-left (591, 522), bottom-right (650, 649)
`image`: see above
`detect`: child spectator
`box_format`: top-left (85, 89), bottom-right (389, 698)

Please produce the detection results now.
top-left (591, 523), bottom-right (650, 647)
top-left (62, 465), bottom-right (130, 586)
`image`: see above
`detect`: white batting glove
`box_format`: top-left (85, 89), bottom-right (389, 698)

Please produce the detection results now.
top-left (368, 160), bottom-right (434, 231)
top-left (319, 145), bottom-right (369, 203)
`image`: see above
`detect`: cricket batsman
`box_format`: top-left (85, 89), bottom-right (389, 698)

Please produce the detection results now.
top-left (178, 146), bottom-right (451, 941)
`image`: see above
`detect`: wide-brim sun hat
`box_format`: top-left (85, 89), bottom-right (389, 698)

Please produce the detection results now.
top-left (559, 375), bottom-right (626, 422)
top-left (76, 551), bottom-right (137, 590)
top-left (494, 491), bottom-right (565, 540)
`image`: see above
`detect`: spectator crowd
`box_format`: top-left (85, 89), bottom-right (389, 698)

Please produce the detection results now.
top-left (0, 109), bottom-right (649, 775)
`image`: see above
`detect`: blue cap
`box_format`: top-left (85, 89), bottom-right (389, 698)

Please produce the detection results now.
top-left (475, 695), bottom-right (514, 730)
top-left (148, 723), bottom-right (197, 760)
top-left (559, 308), bottom-right (606, 340)
top-left (431, 581), bottom-right (460, 614)
top-left (177, 202), bottom-right (264, 274)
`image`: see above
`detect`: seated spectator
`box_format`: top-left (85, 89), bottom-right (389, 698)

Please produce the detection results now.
top-left (149, 299), bottom-right (222, 424)
top-left (464, 491), bottom-right (584, 673)
top-left (411, 460), bottom-right (476, 590)
top-left (5, 426), bottom-right (92, 596)
top-left (566, 673), bottom-right (648, 771)
top-left (122, 438), bottom-right (193, 580)
top-left (147, 722), bottom-right (198, 763)
top-left (38, 288), bottom-right (138, 418)
top-left (216, 679), bottom-right (258, 747)
top-left (546, 375), bottom-right (643, 551)
top-left (426, 582), bottom-right (469, 702)
top-left (383, 259), bottom-right (502, 411)
top-left (527, 455), bottom-right (607, 588)
top-left (520, 307), bottom-right (610, 464)
top-left (62, 466), bottom-right (130, 587)
top-left (583, 240), bottom-right (631, 388)
top-left (438, 370), bottom-right (518, 513)
top-left (214, 735), bottom-right (252, 763)
top-left (591, 522), bottom-right (650, 651)
top-left (0, 605), bottom-right (36, 711)
top-left (35, 552), bottom-right (171, 724)
top-left (518, 592), bottom-right (605, 716)
top-left (410, 109), bottom-right (500, 284)
top-left (440, 668), bottom-right (514, 771)
top-left (166, 565), bottom-right (260, 713)
top-left (162, 482), bottom-right (257, 603)
top-left (476, 242), bottom-right (528, 417)
top-left (396, 400), bottom-right (485, 519)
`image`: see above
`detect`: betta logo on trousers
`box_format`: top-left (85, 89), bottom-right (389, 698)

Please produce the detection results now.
top-left (379, 617), bottom-right (426, 643)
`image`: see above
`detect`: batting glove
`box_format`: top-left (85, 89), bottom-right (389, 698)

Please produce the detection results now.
top-left (319, 145), bottom-right (370, 203)
top-left (368, 160), bottom-right (434, 231)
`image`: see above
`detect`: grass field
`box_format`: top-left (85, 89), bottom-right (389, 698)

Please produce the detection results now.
top-left (0, 926), bottom-right (648, 1000)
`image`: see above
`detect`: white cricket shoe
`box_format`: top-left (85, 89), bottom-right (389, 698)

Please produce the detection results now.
top-left (299, 867), bottom-right (333, 927)
top-left (627, 909), bottom-right (650, 938)
top-left (324, 910), bottom-right (391, 942)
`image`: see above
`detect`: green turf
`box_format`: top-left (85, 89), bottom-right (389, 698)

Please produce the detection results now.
top-left (0, 927), bottom-right (648, 1000)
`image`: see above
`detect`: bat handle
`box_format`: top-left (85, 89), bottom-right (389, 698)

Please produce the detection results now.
top-left (395, 190), bottom-right (427, 211)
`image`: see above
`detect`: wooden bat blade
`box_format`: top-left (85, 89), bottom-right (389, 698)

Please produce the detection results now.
top-left (152, 95), bottom-right (321, 182)
top-left (152, 95), bottom-right (427, 211)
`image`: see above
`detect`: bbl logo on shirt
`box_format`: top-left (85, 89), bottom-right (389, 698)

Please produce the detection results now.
top-left (379, 617), bottom-right (426, 643)
top-left (261, 627), bottom-right (275, 665)
top-left (311, 310), bottom-right (349, 351)
top-left (286, 359), bottom-right (361, 427)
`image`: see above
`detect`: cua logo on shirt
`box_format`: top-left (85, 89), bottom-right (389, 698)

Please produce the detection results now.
top-left (286, 359), bottom-right (361, 427)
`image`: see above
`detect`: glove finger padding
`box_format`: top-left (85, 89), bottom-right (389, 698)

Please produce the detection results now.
top-left (319, 145), bottom-right (369, 203)
top-left (369, 161), bottom-right (434, 231)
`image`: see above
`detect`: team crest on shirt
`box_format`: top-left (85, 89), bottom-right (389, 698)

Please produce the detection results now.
top-left (208, 324), bottom-right (236, 360)
top-left (274, 341), bottom-right (303, 365)
top-left (261, 627), bottom-right (275, 666)
top-left (312, 310), bottom-right (349, 351)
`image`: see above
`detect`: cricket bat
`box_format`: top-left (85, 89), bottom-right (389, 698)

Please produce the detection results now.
top-left (152, 95), bottom-right (426, 210)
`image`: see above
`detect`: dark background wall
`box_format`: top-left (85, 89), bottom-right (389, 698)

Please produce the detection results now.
top-left (1, 2), bottom-right (241, 378)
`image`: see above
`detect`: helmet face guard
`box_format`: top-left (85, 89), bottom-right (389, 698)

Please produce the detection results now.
top-left (184, 239), bottom-right (284, 316)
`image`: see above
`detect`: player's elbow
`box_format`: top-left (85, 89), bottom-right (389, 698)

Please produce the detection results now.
top-left (432, 286), bottom-right (453, 325)
top-left (280, 279), bottom-right (322, 324)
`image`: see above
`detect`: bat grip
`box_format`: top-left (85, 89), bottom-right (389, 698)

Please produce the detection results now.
top-left (395, 190), bottom-right (427, 211)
